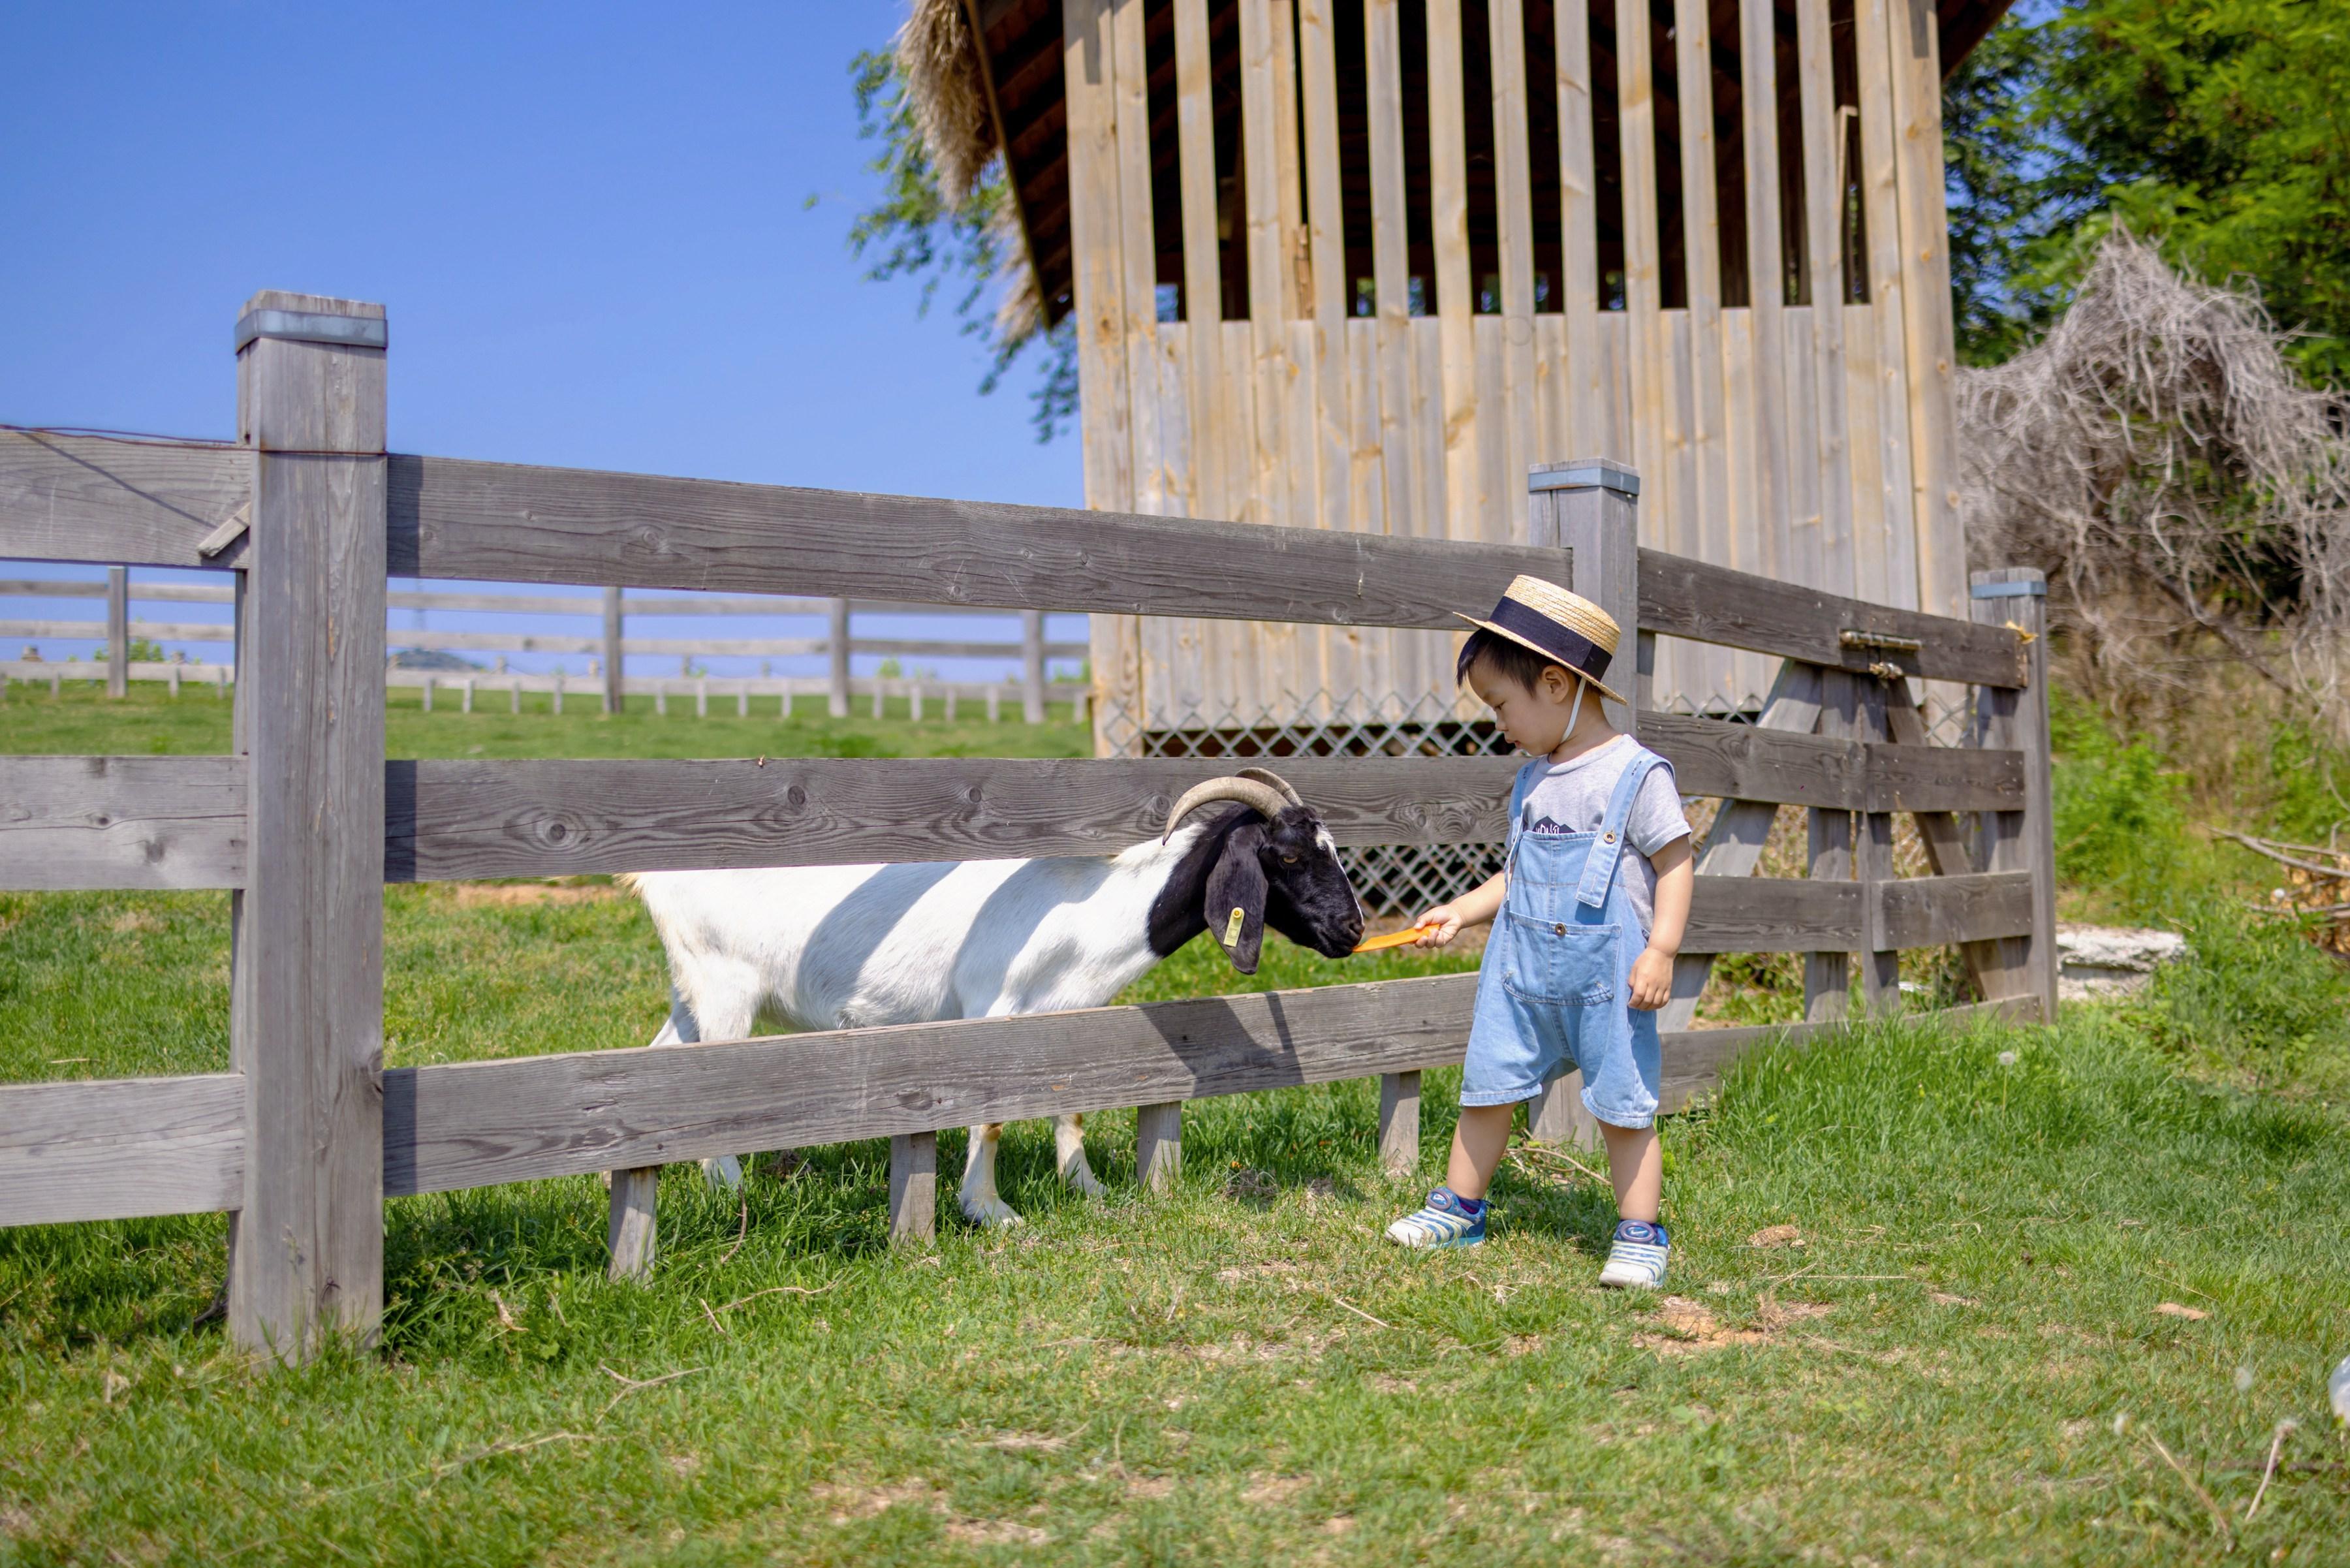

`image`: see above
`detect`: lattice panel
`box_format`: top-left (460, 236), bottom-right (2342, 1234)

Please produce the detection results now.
top-left (1100, 689), bottom-right (1516, 916)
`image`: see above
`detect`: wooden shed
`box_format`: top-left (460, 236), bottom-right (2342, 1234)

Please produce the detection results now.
top-left (909, 0), bottom-right (2013, 745)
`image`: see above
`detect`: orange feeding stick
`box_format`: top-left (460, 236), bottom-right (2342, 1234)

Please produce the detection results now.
top-left (1352, 924), bottom-right (1433, 954)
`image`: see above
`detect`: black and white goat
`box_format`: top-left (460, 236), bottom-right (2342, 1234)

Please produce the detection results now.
top-left (625, 768), bottom-right (1364, 1225)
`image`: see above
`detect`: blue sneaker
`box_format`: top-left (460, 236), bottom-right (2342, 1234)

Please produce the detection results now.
top-left (1385, 1187), bottom-right (1486, 1249)
top-left (1598, 1219), bottom-right (1669, 1289)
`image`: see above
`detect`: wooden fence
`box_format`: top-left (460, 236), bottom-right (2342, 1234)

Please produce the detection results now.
top-left (0, 573), bottom-right (1088, 722)
top-left (0, 293), bottom-right (2054, 1366)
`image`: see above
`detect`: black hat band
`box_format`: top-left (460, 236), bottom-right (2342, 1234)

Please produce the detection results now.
top-left (1487, 597), bottom-right (1614, 683)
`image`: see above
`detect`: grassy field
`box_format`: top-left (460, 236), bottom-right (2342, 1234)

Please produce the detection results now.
top-left (3, 685), bottom-right (2348, 1563)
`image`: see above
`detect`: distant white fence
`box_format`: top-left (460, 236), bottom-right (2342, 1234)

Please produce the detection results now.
top-left (0, 571), bottom-right (1089, 722)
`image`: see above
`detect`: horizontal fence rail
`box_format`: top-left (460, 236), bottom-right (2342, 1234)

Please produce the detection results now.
top-left (2, 432), bottom-right (2029, 688)
top-left (1, 724), bottom-right (2026, 890)
top-left (0, 298), bottom-right (2054, 1368)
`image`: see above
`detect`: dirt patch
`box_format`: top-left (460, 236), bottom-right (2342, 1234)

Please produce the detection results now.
top-left (1746, 1224), bottom-right (1804, 1249)
top-left (1242, 1474), bottom-right (1313, 1505)
top-left (808, 1479), bottom-right (941, 1525)
top-left (110, 910), bottom-right (164, 935)
top-left (1931, 1291), bottom-right (1979, 1307)
top-left (1633, 1294), bottom-right (1833, 1356)
top-left (1223, 1168), bottom-right (1279, 1204)
top-left (1123, 1475), bottom-right (1174, 1501)
top-left (946, 1519), bottom-right (1050, 1546)
top-left (451, 882), bottom-right (620, 907)
top-left (1503, 1334), bottom-right (1543, 1356)
top-left (1368, 1373), bottom-right (1417, 1394)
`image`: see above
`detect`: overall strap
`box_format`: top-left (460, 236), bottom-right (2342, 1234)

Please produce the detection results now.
top-left (1573, 748), bottom-right (1667, 908)
top-left (1499, 760), bottom-right (1539, 877)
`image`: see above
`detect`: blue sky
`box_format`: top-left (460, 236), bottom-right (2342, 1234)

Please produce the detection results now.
top-left (1, 1), bottom-right (1083, 680)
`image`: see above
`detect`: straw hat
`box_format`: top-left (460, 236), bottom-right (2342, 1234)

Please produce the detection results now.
top-left (1456, 574), bottom-right (1629, 706)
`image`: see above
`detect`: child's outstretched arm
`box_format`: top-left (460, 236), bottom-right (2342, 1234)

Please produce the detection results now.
top-left (1412, 870), bottom-right (1507, 947)
top-left (1628, 837), bottom-right (1694, 1010)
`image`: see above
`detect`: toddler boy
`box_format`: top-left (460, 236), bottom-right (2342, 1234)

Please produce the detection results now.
top-left (1385, 575), bottom-right (1694, 1289)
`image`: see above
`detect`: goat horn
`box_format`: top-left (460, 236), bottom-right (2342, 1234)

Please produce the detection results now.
top-left (1234, 766), bottom-right (1304, 806)
top-left (1161, 776), bottom-right (1291, 840)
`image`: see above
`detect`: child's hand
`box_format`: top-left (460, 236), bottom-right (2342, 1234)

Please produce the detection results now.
top-left (1412, 904), bottom-right (1464, 947)
top-left (1627, 944), bottom-right (1675, 1011)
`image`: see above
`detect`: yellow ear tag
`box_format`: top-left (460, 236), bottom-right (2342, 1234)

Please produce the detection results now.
top-left (1222, 907), bottom-right (1247, 947)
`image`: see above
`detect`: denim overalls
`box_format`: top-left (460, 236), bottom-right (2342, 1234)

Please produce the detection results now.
top-left (1460, 747), bottom-right (1668, 1127)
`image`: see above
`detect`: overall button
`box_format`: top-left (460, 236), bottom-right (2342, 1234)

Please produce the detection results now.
top-left (1554, 922), bottom-right (1567, 935)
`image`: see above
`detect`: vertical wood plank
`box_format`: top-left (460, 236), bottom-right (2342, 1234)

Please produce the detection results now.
top-left (1377, 1069), bottom-right (1421, 1177)
top-left (1852, 0), bottom-right (1920, 612)
top-left (1781, 306), bottom-right (1823, 586)
top-left (1843, 302), bottom-right (1890, 606)
top-left (1971, 570), bottom-right (2056, 1020)
top-left (1112, 0), bottom-right (1165, 522)
top-left (1793, 0), bottom-right (1855, 599)
top-left (1527, 460), bottom-right (1639, 732)
top-left (1137, 1101), bottom-right (1183, 1193)
top-left (606, 1167), bottom-right (659, 1280)
top-left (889, 1131), bottom-right (937, 1245)
top-left (1367, 0), bottom-right (1420, 717)
top-left (1738, 0), bottom-right (1793, 606)
top-left (1068, 0), bottom-right (1142, 745)
top-left (1490, 0), bottom-right (1538, 527)
top-left (1805, 667), bottom-right (1855, 1020)
top-left (1887, 0), bottom-right (1964, 623)
top-left (1174, 0), bottom-right (1227, 527)
top-left (827, 599), bottom-right (851, 717)
top-left (1553, 0), bottom-right (1603, 455)
top-left (602, 586), bottom-right (623, 714)
top-left (1426, 0), bottom-right (1481, 546)
top-left (1856, 674), bottom-right (1900, 1012)
top-left (1240, 0), bottom-right (1306, 710)
top-left (1672, 0), bottom-right (1731, 583)
top-left (106, 566), bottom-right (128, 698)
top-left (227, 290), bottom-right (387, 1364)
top-left (1022, 611), bottom-right (1048, 723)
top-left (1612, 0), bottom-right (1670, 704)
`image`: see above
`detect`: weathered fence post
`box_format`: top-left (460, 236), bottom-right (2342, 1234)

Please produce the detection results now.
top-left (227, 290), bottom-right (388, 1363)
top-left (601, 586), bottom-right (623, 714)
top-left (888, 1132), bottom-right (937, 1244)
top-left (1806, 672), bottom-right (1856, 1020)
top-left (105, 565), bottom-right (127, 698)
top-left (1377, 1070), bottom-right (1420, 1178)
top-left (827, 599), bottom-right (851, 717)
top-left (607, 1168), bottom-right (659, 1280)
top-left (1020, 610), bottom-right (1046, 723)
top-left (421, 676), bottom-right (433, 713)
top-left (1970, 569), bottom-right (2058, 1021)
top-left (1136, 1102), bottom-right (1182, 1193)
top-left (1856, 678), bottom-right (1900, 1014)
top-left (1522, 458), bottom-right (1639, 1148)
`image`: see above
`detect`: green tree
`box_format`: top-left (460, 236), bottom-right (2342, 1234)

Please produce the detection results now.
top-left (842, 49), bottom-right (1077, 441)
top-left (1948, 1), bottom-right (2350, 382)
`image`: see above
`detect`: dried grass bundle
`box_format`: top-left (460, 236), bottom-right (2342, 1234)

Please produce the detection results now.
top-left (1956, 229), bottom-right (2350, 740)
top-left (896, 0), bottom-right (995, 209)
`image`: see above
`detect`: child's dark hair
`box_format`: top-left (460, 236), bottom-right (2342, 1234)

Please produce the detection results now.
top-left (1456, 627), bottom-right (1566, 691)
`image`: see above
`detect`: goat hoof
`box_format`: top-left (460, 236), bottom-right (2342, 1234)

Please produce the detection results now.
top-left (960, 1197), bottom-right (1025, 1229)
top-left (701, 1154), bottom-right (745, 1191)
top-left (1063, 1168), bottom-right (1106, 1200)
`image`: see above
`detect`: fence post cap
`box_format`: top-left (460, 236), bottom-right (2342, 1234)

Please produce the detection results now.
top-left (234, 292), bottom-right (387, 355)
top-left (1527, 458), bottom-right (1640, 497)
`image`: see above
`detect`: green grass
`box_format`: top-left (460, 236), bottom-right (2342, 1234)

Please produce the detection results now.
top-left (0, 681), bottom-right (1094, 761)
top-left (6, 687), bottom-right (2350, 1563)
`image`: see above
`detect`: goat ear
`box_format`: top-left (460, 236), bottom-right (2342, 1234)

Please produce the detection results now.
top-left (1205, 822), bottom-right (1270, 974)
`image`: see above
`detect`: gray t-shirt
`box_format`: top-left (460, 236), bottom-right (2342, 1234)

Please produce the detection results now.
top-left (1512, 734), bottom-right (1693, 935)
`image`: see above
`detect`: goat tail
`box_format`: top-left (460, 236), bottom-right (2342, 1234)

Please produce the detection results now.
top-left (612, 871), bottom-right (644, 896)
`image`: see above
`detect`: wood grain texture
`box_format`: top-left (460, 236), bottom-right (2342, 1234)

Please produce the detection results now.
top-left (1426, 0), bottom-right (1480, 544)
top-left (1637, 546), bottom-right (2027, 687)
top-left (1490, 0), bottom-right (1539, 520)
top-left (1873, 871), bottom-right (2034, 951)
top-left (1887, 0), bottom-right (1964, 622)
top-left (606, 1167), bottom-right (659, 1279)
top-left (1366, 0), bottom-right (1419, 555)
top-left (0, 1073), bottom-right (245, 1226)
top-left (1738, 0), bottom-right (1793, 592)
top-left (1553, 0), bottom-right (1602, 445)
top-left (1686, 873), bottom-right (1864, 954)
top-left (1793, 0), bottom-right (1856, 599)
top-left (0, 755), bottom-right (247, 890)
top-left (888, 1131), bottom-right (937, 1245)
top-left (1137, 1101), bottom-right (1183, 1193)
top-left (1973, 568), bottom-right (2058, 1019)
top-left (227, 290), bottom-right (388, 1363)
top-left (0, 431), bottom-right (251, 571)
top-left (390, 453), bottom-right (1584, 633)
top-left (1806, 668), bottom-right (1857, 1021)
top-left (383, 975), bottom-right (1484, 1195)
top-left (386, 754), bottom-right (1527, 879)
top-left (1377, 1070), bottom-right (1420, 1176)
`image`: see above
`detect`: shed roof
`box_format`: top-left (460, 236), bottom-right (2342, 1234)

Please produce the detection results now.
top-left (905, 0), bottom-right (2017, 335)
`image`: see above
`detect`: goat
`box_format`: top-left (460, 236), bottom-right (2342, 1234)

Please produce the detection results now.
top-left (624, 768), bottom-right (1365, 1225)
